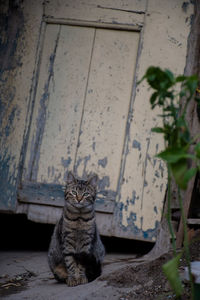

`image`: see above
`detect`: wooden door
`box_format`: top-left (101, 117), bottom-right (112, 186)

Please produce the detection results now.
top-left (17, 0), bottom-right (192, 241)
top-left (19, 22), bottom-right (140, 237)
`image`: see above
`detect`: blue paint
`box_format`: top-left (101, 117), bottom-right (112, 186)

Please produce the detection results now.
top-left (182, 1), bottom-right (189, 13)
top-left (154, 206), bottom-right (158, 214)
top-left (156, 143), bottom-right (159, 153)
top-left (74, 155), bottom-right (91, 176)
top-left (5, 106), bottom-right (18, 137)
top-left (98, 176), bottom-right (110, 190)
top-left (0, 88), bottom-right (16, 136)
top-left (98, 157), bottom-right (108, 168)
top-left (0, 8), bottom-right (25, 211)
top-left (130, 190), bottom-right (137, 204)
top-left (0, 9), bottom-right (24, 75)
top-left (0, 150), bottom-right (17, 211)
top-left (92, 142), bottom-right (96, 151)
top-left (97, 189), bottom-right (116, 200)
top-left (116, 199), bottom-right (159, 241)
top-left (132, 139), bottom-right (141, 151)
top-left (142, 221), bottom-right (159, 240)
top-left (61, 157), bottom-right (72, 168)
top-left (28, 28), bottom-right (61, 180)
top-left (159, 162), bottom-right (164, 177)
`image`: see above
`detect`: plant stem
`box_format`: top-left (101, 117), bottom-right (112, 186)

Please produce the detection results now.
top-left (167, 165), bottom-right (177, 256)
top-left (177, 187), bottom-right (194, 300)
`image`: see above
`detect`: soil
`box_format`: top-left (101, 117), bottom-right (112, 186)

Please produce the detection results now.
top-left (0, 271), bottom-right (36, 298)
top-left (100, 230), bottom-right (200, 300)
top-left (0, 213), bottom-right (200, 300)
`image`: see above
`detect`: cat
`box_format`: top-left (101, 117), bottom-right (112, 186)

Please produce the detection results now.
top-left (48, 172), bottom-right (105, 286)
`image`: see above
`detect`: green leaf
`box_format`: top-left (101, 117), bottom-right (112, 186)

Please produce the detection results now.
top-left (165, 69), bottom-right (175, 83)
top-left (150, 92), bottom-right (158, 107)
top-left (176, 75), bottom-right (187, 82)
top-left (151, 127), bottom-right (165, 133)
top-left (184, 75), bottom-right (198, 95)
top-left (183, 168), bottom-right (198, 185)
top-left (162, 253), bottom-right (183, 297)
top-left (195, 143), bottom-right (200, 159)
top-left (170, 159), bottom-right (188, 190)
top-left (156, 147), bottom-right (193, 164)
top-left (144, 67), bottom-right (175, 91)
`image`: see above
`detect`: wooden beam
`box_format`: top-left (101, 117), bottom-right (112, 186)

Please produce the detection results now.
top-left (176, 0), bottom-right (200, 248)
top-left (18, 181), bottom-right (115, 213)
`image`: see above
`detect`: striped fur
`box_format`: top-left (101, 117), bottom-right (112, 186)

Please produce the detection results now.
top-left (48, 172), bottom-right (105, 286)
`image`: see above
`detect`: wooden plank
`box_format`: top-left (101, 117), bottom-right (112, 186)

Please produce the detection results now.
top-left (187, 219), bottom-right (200, 225)
top-left (75, 28), bottom-right (140, 194)
top-left (113, 0), bottom-right (193, 242)
top-left (45, 17), bottom-right (142, 31)
top-left (44, 0), bottom-right (146, 27)
top-left (23, 203), bottom-right (113, 235)
top-left (36, 25), bottom-right (95, 185)
top-left (0, 1), bottom-right (43, 211)
top-left (23, 24), bottom-right (61, 181)
top-left (176, 1), bottom-right (200, 248)
top-left (24, 25), bottom-right (95, 184)
top-left (18, 182), bottom-right (65, 207)
top-left (18, 181), bottom-right (115, 213)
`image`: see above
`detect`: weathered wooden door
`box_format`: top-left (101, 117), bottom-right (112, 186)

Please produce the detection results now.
top-left (16, 0), bottom-right (192, 241)
top-left (19, 22), bottom-right (140, 234)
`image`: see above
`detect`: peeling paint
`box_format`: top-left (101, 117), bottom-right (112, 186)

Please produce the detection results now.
top-left (98, 157), bottom-right (108, 168)
top-left (0, 0), bottom-right (192, 242)
top-left (0, 6), bottom-right (24, 74)
top-left (28, 28), bottom-right (61, 180)
top-left (92, 141), bottom-right (96, 151)
top-left (61, 157), bottom-right (72, 168)
top-left (98, 175), bottom-right (110, 190)
top-left (0, 150), bottom-right (17, 211)
top-left (74, 155), bottom-right (91, 176)
top-left (132, 139), bottom-right (141, 151)
top-left (182, 1), bottom-right (190, 13)
top-left (0, 3), bottom-right (25, 211)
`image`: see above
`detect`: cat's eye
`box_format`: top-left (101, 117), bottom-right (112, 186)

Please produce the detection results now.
top-left (71, 190), bottom-right (77, 196)
top-left (83, 192), bottom-right (90, 197)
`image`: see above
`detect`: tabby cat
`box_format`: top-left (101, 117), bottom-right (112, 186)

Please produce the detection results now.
top-left (48, 172), bottom-right (105, 286)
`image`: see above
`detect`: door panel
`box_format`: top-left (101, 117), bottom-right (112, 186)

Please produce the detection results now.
top-left (23, 25), bottom-right (95, 183)
top-left (75, 29), bottom-right (139, 197)
top-left (21, 23), bottom-right (140, 237)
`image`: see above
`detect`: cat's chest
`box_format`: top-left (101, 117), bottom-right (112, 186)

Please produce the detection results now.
top-left (63, 212), bottom-right (94, 231)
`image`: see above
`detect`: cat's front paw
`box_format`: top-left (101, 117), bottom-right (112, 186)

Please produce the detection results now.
top-left (79, 275), bottom-right (88, 285)
top-left (66, 275), bottom-right (88, 286)
top-left (66, 276), bottom-right (78, 287)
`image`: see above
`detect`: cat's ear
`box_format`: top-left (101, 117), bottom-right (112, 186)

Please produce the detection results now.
top-left (88, 174), bottom-right (98, 188)
top-left (67, 171), bottom-right (76, 184)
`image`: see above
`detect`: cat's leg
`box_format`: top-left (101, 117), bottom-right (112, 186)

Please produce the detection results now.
top-left (76, 263), bottom-right (88, 284)
top-left (64, 255), bottom-right (88, 286)
top-left (53, 263), bottom-right (68, 282)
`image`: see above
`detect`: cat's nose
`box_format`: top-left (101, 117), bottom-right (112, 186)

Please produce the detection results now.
top-left (77, 196), bottom-right (83, 202)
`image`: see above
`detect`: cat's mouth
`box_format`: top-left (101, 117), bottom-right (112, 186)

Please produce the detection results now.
top-left (73, 202), bottom-right (93, 210)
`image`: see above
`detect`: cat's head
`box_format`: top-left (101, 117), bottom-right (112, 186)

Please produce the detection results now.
top-left (65, 172), bottom-right (98, 209)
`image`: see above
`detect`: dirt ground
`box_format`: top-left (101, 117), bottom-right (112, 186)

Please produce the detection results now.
top-left (0, 235), bottom-right (200, 300)
top-left (101, 231), bottom-right (200, 300)
top-left (0, 214), bottom-right (200, 300)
